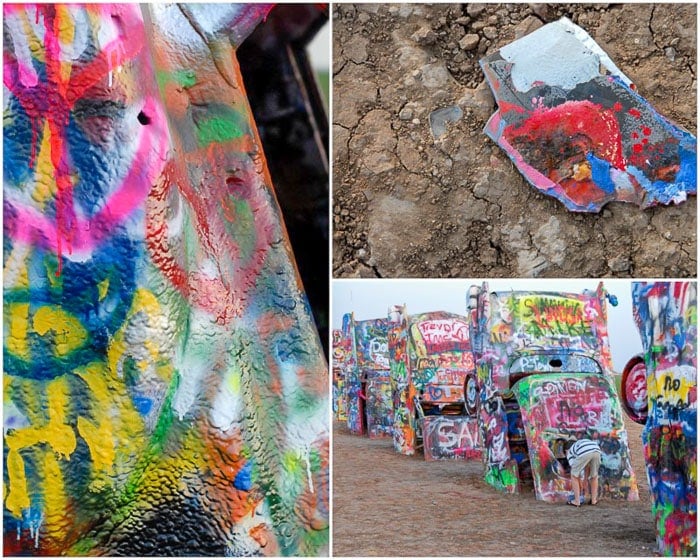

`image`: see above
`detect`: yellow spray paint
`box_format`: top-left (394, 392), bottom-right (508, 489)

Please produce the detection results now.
top-left (43, 451), bottom-right (68, 540)
top-left (33, 305), bottom-right (88, 356)
top-left (651, 366), bottom-right (695, 407)
top-left (5, 376), bottom-right (76, 518)
top-left (32, 121), bottom-right (59, 205)
top-left (6, 302), bottom-right (31, 360)
top-left (97, 278), bottom-right (110, 302)
top-left (76, 363), bottom-right (118, 479)
top-left (55, 5), bottom-right (76, 88)
top-left (4, 288), bottom-right (170, 525)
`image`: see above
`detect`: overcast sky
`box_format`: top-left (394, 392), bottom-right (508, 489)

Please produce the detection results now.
top-left (332, 278), bottom-right (644, 373)
top-left (308, 21), bottom-right (329, 70)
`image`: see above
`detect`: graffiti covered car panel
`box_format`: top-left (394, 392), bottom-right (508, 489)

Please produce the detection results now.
top-left (332, 329), bottom-right (350, 422)
top-left (340, 314), bottom-right (393, 438)
top-left (365, 372), bottom-right (393, 438)
top-left (421, 415), bottom-right (481, 462)
top-left (629, 282), bottom-right (697, 556)
top-left (515, 372), bottom-right (638, 502)
top-left (468, 283), bottom-right (638, 502)
top-left (389, 308), bottom-right (480, 460)
top-left (340, 313), bottom-right (363, 435)
top-left (354, 317), bottom-right (393, 439)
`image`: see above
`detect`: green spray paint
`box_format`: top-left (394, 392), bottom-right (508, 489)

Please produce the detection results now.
top-left (484, 465), bottom-right (518, 493)
top-left (196, 115), bottom-right (244, 147)
top-left (223, 196), bottom-right (256, 260)
top-left (156, 69), bottom-right (197, 91)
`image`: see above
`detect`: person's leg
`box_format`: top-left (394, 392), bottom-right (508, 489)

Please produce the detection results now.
top-left (590, 475), bottom-right (599, 504)
top-left (581, 464), bottom-right (590, 503)
top-left (571, 474), bottom-right (581, 504)
top-left (589, 452), bottom-right (601, 504)
top-left (569, 455), bottom-right (585, 505)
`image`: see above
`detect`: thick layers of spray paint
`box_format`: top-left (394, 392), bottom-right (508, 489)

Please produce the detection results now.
top-left (468, 283), bottom-right (638, 502)
top-left (340, 313), bottom-right (362, 434)
top-left (353, 317), bottom-right (393, 438)
top-left (421, 416), bottom-right (481, 462)
top-left (630, 282), bottom-right (697, 556)
top-left (481, 18), bottom-right (696, 212)
top-left (515, 373), bottom-right (637, 502)
top-left (388, 307), bottom-right (479, 460)
top-left (3, 4), bottom-right (328, 556)
top-left (388, 307), bottom-right (412, 453)
top-left (332, 329), bottom-right (350, 422)
top-left (339, 313), bottom-right (392, 438)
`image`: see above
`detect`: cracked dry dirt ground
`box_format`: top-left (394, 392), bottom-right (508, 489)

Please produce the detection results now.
top-left (332, 3), bottom-right (697, 278)
top-left (333, 420), bottom-right (655, 556)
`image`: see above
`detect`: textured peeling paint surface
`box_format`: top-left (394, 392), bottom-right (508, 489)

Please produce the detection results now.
top-left (481, 17), bottom-right (697, 212)
top-left (388, 308), bottom-right (478, 460)
top-left (631, 282), bottom-right (697, 556)
top-left (468, 284), bottom-right (637, 501)
top-left (3, 4), bottom-right (328, 556)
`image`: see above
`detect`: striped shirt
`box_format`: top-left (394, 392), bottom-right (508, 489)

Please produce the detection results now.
top-left (567, 438), bottom-right (601, 462)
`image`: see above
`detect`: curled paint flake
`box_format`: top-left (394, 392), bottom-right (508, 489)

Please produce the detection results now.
top-left (481, 17), bottom-right (696, 212)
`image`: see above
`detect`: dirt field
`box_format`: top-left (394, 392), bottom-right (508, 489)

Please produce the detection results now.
top-left (332, 3), bottom-right (697, 278)
top-left (332, 420), bottom-right (656, 556)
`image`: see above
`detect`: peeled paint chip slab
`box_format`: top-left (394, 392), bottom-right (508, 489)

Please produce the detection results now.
top-left (480, 17), bottom-right (697, 212)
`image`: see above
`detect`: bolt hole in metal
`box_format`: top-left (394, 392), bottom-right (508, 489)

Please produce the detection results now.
top-left (137, 111), bottom-right (151, 125)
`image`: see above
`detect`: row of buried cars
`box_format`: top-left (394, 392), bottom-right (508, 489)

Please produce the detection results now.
top-left (333, 282), bottom-right (697, 556)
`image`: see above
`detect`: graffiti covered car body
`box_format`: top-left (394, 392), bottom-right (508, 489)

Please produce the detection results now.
top-left (623, 282), bottom-right (697, 556)
top-left (467, 283), bottom-right (638, 502)
top-left (339, 313), bottom-right (393, 438)
top-left (388, 307), bottom-right (480, 461)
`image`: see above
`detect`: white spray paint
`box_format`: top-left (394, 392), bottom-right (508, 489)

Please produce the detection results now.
top-left (303, 446), bottom-right (314, 493)
top-left (210, 364), bottom-right (245, 430)
top-left (499, 18), bottom-right (632, 93)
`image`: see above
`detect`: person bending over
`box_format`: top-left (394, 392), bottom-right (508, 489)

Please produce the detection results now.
top-left (566, 438), bottom-right (601, 507)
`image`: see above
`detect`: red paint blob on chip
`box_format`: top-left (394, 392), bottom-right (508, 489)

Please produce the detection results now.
top-left (642, 126), bottom-right (651, 136)
top-left (629, 108), bottom-right (641, 118)
top-left (504, 100), bottom-right (625, 170)
top-left (632, 144), bottom-right (644, 153)
top-left (613, 102), bottom-right (623, 112)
